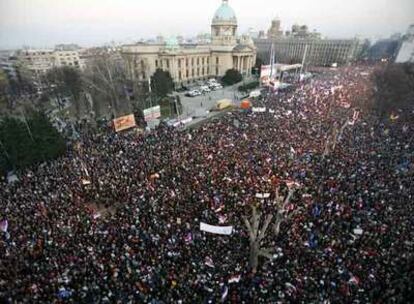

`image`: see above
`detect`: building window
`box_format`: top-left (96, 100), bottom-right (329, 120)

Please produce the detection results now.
top-left (179, 71), bottom-right (182, 80)
top-left (207, 57), bottom-right (210, 64)
top-left (191, 58), bottom-right (194, 65)
top-left (216, 57), bottom-right (219, 64)
top-left (197, 58), bottom-right (199, 65)
top-left (186, 70), bottom-right (189, 77)
top-left (166, 60), bottom-right (169, 69)
top-left (155, 60), bottom-right (158, 67)
top-left (186, 58), bottom-right (189, 66)
top-left (216, 67), bottom-right (219, 75)
top-left (202, 58), bottom-right (205, 65)
top-left (178, 59), bottom-right (181, 68)
top-left (192, 69), bottom-right (194, 76)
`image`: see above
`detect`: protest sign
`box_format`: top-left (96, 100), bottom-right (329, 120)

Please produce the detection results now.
top-left (200, 222), bottom-right (233, 235)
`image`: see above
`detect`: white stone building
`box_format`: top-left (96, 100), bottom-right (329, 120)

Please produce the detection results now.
top-left (121, 0), bottom-right (256, 86)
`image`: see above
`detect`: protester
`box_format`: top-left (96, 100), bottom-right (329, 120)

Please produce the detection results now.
top-left (0, 66), bottom-right (413, 303)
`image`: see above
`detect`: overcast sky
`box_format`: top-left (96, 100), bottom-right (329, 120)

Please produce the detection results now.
top-left (0, 0), bottom-right (413, 49)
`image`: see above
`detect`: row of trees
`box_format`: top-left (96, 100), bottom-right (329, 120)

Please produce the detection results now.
top-left (0, 111), bottom-right (66, 175)
top-left (373, 63), bottom-right (414, 117)
top-left (2, 56), bottom-right (176, 122)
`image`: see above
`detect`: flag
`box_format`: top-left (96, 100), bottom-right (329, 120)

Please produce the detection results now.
top-left (349, 274), bottom-right (360, 285)
top-left (255, 193), bottom-right (270, 199)
top-left (93, 212), bottom-right (102, 220)
top-left (220, 285), bottom-right (229, 302)
top-left (312, 204), bottom-right (321, 217)
top-left (184, 232), bottom-right (193, 244)
top-left (353, 110), bottom-right (360, 121)
top-left (0, 219), bottom-right (8, 232)
top-left (218, 214), bottom-right (227, 224)
top-left (228, 274), bottom-right (241, 283)
top-left (80, 161), bottom-right (89, 177)
top-left (58, 288), bottom-right (72, 299)
top-left (390, 114), bottom-right (399, 121)
top-left (82, 179), bottom-right (91, 185)
top-left (205, 256), bottom-right (215, 268)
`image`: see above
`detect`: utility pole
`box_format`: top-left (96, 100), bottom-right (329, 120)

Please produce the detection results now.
top-left (299, 44), bottom-right (309, 81)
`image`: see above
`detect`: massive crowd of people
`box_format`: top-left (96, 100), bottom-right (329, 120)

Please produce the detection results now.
top-left (1, 66), bottom-right (413, 303)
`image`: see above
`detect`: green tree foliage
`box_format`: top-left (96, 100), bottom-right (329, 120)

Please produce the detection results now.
top-left (222, 69), bottom-right (243, 85)
top-left (373, 63), bottom-right (414, 117)
top-left (254, 57), bottom-right (264, 75)
top-left (238, 81), bottom-right (260, 92)
top-left (0, 70), bottom-right (10, 107)
top-left (151, 69), bottom-right (174, 98)
top-left (0, 112), bottom-right (66, 174)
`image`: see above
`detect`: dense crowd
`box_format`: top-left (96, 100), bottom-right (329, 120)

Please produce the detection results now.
top-left (1, 66), bottom-right (413, 303)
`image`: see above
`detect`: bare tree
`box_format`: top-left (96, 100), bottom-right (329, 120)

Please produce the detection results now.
top-left (324, 119), bottom-right (351, 157)
top-left (272, 186), bottom-right (297, 236)
top-left (83, 53), bottom-right (131, 118)
top-left (243, 205), bottom-right (274, 273)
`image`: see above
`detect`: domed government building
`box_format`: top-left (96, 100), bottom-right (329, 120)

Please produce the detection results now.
top-left (122, 0), bottom-right (256, 86)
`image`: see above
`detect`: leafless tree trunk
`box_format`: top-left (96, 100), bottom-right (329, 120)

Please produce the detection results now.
top-left (273, 186), bottom-right (297, 236)
top-left (243, 205), bottom-right (274, 273)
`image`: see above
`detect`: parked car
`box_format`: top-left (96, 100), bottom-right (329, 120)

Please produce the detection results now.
top-left (209, 83), bottom-right (223, 90)
top-left (185, 90), bottom-right (202, 97)
top-left (200, 85), bottom-right (211, 93)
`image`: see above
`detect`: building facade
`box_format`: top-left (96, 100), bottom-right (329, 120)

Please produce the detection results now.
top-left (395, 25), bottom-right (414, 63)
top-left (254, 20), bottom-right (362, 67)
top-left (121, 0), bottom-right (256, 86)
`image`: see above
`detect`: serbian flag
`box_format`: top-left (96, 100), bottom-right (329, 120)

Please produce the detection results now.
top-left (349, 274), bottom-right (360, 285)
top-left (286, 180), bottom-right (300, 188)
top-left (0, 219), bottom-right (8, 232)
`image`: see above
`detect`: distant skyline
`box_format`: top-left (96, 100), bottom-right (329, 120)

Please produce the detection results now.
top-left (0, 0), bottom-right (413, 49)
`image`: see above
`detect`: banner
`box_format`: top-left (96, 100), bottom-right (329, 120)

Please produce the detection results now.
top-left (0, 219), bottom-right (8, 233)
top-left (200, 222), bottom-right (233, 235)
top-left (260, 64), bottom-right (277, 86)
top-left (252, 107), bottom-right (266, 113)
top-left (143, 105), bottom-right (161, 122)
top-left (113, 114), bottom-right (136, 132)
top-left (255, 193), bottom-right (270, 199)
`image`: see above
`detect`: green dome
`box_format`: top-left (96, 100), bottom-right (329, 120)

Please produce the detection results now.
top-left (213, 0), bottom-right (237, 22)
top-left (165, 36), bottom-right (179, 50)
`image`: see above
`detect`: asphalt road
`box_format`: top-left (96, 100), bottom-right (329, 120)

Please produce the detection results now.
top-left (177, 84), bottom-right (244, 118)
